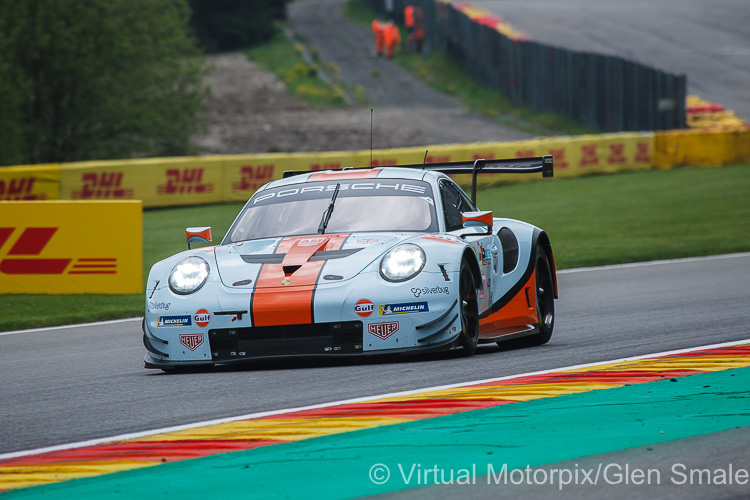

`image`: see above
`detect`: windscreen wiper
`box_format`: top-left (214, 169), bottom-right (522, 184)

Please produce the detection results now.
top-left (317, 183), bottom-right (341, 234)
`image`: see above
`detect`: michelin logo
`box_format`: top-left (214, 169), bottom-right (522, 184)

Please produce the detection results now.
top-left (379, 302), bottom-right (429, 315)
top-left (156, 315), bottom-right (192, 327)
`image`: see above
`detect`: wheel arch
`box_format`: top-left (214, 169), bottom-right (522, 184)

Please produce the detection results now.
top-left (461, 248), bottom-right (483, 288)
top-left (533, 229), bottom-right (558, 299)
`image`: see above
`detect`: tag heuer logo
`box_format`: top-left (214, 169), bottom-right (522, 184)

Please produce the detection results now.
top-left (179, 334), bottom-right (204, 351)
top-left (368, 321), bottom-right (399, 340)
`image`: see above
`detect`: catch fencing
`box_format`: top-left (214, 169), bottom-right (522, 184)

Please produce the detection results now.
top-left (365, 0), bottom-right (686, 132)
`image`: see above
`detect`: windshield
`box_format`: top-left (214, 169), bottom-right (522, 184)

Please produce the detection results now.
top-left (225, 179), bottom-right (438, 243)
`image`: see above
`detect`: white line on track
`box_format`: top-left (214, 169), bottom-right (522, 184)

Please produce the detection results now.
top-left (1, 337), bottom-right (748, 461)
top-left (558, 251), bottom-right (750, 274)
top-left (3, 252), bottom-right (749, 338)
top-left (0, 317), bottom-right (142, 337)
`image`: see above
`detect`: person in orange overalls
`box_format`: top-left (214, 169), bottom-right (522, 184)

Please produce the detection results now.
top-left (383, 21), bottom-right (400, 59)
top-left (404, 5), bottom-right (415, 51)
top-left (371, 18), bottom-right (385, 57)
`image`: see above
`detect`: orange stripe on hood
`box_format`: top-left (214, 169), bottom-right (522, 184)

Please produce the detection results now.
top-left (252, 234), bottom-right (348, 327)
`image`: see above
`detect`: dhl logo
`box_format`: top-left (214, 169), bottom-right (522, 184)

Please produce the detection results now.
top-left (0, 178), bottom-right (46, 200)
top-left (231, 165), bottom-right (275, 192)
top-left (71, 172), bottom-right (134, 199)
top-left (157, 168), bottom-right (214, 195)
top-left (0, 227), bottom-right (117, 275)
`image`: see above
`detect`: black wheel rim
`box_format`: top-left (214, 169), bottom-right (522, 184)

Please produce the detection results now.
top-left (536, 255), bottom-right (554, 329)
top-left (460, 267), bottom-right (478, 343)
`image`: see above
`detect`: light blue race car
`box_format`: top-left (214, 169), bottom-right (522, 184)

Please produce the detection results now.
top-left (143, 156), bottom-right (557, 370)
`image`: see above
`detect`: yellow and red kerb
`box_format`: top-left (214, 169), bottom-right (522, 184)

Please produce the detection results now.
top-left (2, 342), bottom-right (749, 492)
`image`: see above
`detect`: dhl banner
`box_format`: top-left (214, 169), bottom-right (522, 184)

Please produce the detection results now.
top-left (3, 129), bottom-right (748, 208)
top-left (351, 132), bottom-right (655, 187)
top-left (0, 164), bottom-right (60, 201)
top-left (60, 157), bottom-right (225, 208)
top-left (221, 151), bottom-right (358, 202)
top-left (0, 201), bottom-right (142, 294)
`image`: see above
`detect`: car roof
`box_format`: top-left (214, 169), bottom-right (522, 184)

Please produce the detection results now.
top-left (259, 167), bottom-right (447, 191)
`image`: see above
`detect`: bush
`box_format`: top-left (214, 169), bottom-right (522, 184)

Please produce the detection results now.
top-left (0, 0), bottom-right (208, 166)
top-left (189, 0), bottom-right (292, 52)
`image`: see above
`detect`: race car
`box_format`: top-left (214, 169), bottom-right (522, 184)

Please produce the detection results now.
top-left (143, 156), bottom-right (557, 369)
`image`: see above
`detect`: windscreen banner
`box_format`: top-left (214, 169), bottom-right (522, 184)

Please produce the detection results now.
top-left (0, 201), bottom-right (142, 294)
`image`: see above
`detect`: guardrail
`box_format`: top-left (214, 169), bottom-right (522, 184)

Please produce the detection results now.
top-left (2, 129), bottom-right (748, 206)
top-left (364, 0), bottom-right (686, 132)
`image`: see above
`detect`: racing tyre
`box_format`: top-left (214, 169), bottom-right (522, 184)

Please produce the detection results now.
top-left (528, 247), bottom-right (555, 346)
top-left (458, 260), bottom-right (479, 356)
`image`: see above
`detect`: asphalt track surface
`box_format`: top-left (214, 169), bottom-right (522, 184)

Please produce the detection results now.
top-left (3, 253), bottom-right (749, 464)
top-left (476, 0), bottom-right (750, 121)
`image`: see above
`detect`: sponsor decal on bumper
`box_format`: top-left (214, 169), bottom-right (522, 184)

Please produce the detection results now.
top-left (368, 321), bottom-right (399, 340)
top-left (379, 302), bottom-right (429, 315)
top-left (156, 315), bottom-right (192, 327)
top-left (179, 333), bottom-right (204, 351)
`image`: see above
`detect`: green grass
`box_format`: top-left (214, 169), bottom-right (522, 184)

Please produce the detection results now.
top-left (342, 0), bottom-right (596, 136)
top-left (2, 165), bottom-right (749, 331)
top-left (246, 30), bottom-right (347, 107)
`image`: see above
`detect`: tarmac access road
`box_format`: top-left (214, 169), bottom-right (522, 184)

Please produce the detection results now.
top-left (475, 0), bottom-right (750, 120)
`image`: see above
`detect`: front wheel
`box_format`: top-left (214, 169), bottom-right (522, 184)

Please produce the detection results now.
top-left (458, 261), bottom-right (479, 356)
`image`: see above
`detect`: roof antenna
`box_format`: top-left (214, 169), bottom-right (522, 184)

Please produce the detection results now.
top-left (370, 108), bottom-right (373, 167)
top-left (423, 150), bottom-right (428, 166)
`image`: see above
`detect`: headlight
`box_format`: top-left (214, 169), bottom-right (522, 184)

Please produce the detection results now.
top-left (168, 256), bottom-right (210, 295)
top-left (380, 244), bottom-right (426, 282)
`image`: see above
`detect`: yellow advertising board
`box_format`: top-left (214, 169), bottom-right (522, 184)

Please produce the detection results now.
top-left (221, 151), bottom-right (358, 202)
top-left (0, 201), bottom-right (142, 294)
top-left (654, 129), bottom-right (750, 168)
top-left (0, 164), bottom-right (60, 201)
top-left (60, 157), bottom-right (225, 208)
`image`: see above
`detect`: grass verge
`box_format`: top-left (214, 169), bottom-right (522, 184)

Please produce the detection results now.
top-left (246, 30), bottom-right (347, 106)
top-left (2, 165), bottom-right (749, 331)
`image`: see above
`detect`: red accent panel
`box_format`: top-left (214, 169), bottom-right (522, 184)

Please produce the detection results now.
top-left (462, 211), bottom-right (493, 227)
top-left (7, 227), bottom-right (57, 255)
top-left (0, 228), bottom-right (13, 249)
top-left (0, 258), bottom-right (71, 274)
top-left (307, 169), bottom-right (381, 182)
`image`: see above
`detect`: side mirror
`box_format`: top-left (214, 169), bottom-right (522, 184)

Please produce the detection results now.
top-left (186, 227), bottom-right (212, 250)
top-left (461, 211), bottom-right (493, 237)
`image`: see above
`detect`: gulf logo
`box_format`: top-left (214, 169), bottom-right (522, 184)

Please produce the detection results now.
top-left (194, 309), bottom-right (210, 328)
top-left (354, 299), bottom-right (374, 318)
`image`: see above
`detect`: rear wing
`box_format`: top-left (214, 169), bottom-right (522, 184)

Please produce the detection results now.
top-left (283, 155), bottom-right (553, 204)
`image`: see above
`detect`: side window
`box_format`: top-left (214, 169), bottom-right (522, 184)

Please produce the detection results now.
top-left (439, 180), bottom-right (465, 231)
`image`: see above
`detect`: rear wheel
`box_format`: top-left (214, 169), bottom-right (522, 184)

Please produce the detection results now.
top-left (528, 247), bottom-right (555, 346)
top-left (458, 261), bottom-right (479, 356)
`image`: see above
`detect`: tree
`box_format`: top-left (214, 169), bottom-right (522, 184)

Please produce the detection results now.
top-left (0, 0), bottom-right (208, 166)
top-left (189, 0), bottom-right (291, 52)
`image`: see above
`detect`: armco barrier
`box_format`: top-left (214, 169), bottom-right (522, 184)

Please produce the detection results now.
top-left (365, 0), bottom-right (686, 132)
top-left (1, 129), bottom-right (748, 207)
top-left (0, 201), bottom-right (142, 294)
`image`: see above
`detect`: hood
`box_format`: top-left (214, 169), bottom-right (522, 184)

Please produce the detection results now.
top-left (214, 233), bottom-right (419, 289)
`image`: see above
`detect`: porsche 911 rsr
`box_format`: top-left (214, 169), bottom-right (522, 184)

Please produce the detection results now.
top-left (143, 157), bottom-right (557, 369)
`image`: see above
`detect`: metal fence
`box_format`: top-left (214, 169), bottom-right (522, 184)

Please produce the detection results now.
top-left (365, 0), bottom-right (686, 131)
